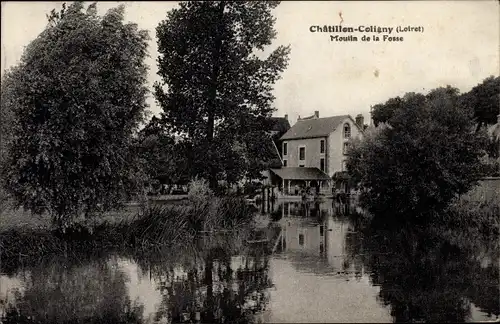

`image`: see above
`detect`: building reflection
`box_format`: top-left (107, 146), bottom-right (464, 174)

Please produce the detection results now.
top-left (273, 200), bottom-right (363, 277)
top-left (268, 199), bottom-right (500, 323)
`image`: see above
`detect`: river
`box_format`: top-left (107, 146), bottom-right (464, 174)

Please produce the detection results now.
top-left (1, 200), bottom-right (498, 323)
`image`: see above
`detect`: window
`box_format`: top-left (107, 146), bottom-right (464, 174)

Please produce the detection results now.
top-left (299, 147), bottom-right (305, 161)
top-left (343, 142), bottom-right (349, 155)
top-left (320, 139), bottom-right (325, 154)
top-left (320, 158), bottom-right (325, 172)
top-left (343, 123), bottom-right (351, 138)
top-left (283, 159), bottom-right (287, 167)
top-left (283, 142), bottom-right (288, 156)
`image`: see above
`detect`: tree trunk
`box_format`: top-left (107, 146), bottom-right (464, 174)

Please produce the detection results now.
top-left (206, 1), bottom-right (225, 190)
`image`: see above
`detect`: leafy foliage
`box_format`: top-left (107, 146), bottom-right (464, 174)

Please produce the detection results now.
top-left (0, 69), bottom-right (18, 167)
top-left (347, 87), bottom-right (489, 220)
top-left (371, 97), bottom-right (403, 127)
top-left (460, 76), bottom-right (500, 131)
top-left (1, 3), bottom-right (150, 229)
top-left (444, 196), bottom-right (499, 238)
top-left (154, 1), bottom-right (290, 188)
top-left (135, 116), bottom-right (191, 186)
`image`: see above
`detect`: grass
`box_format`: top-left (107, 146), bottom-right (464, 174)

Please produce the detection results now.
top-left (0, 203), bottom-right (140, 230)
top-left (0, 202), bottom-right (51, 229)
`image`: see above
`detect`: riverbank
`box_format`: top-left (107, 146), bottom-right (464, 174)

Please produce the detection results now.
top-left (0, 196), bottom-right (257, 267)
top-left (0, 192), bottom-right (193, 230)
top-left (0, 202), bottom-right (141, 230)
top-left (351, 194), bottom-right (499, 239)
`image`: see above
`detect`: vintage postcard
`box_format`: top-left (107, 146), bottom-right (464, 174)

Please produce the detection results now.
top-left (1, 1), bottom-right (499, 323)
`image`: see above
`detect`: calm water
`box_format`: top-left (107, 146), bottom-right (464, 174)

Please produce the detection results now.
top-left (1, 200), bottom-right (499, 323)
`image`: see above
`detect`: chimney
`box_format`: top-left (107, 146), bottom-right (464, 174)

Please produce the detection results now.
top-left (314, 111), bottom-right (319, 118)
top-left (284, 114), bottom-right (288, 121)
top-left (355, 114), bottom-right (364, 129)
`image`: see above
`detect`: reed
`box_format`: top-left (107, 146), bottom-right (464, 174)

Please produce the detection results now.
top-left (125, 204), bottom-right (197, 247)
top-left (127, 196), bottom-right (255, 245)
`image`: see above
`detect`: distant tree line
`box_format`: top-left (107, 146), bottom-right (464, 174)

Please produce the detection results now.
top-left (371, 76), bottom-right (500, 131)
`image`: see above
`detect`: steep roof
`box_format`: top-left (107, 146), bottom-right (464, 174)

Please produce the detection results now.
top-left (280, 115), bottom-right (351, 140)
top-left (268, 117), bottom-right (291, 134)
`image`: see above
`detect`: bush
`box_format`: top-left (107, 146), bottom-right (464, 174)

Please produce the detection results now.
top-left (480, 157), bottom-right (500, 177)
top-left (188, 177), bottom-right (214, 204)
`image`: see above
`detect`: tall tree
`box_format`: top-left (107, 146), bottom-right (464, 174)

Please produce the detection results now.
top-left (154, 1), bottom-right (290, 189)
top-left (1, 2), bottom-right (150, 229)
top-left (347, 86), bottom-right (488, 220)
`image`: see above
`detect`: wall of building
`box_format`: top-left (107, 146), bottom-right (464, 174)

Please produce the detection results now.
top-left (327, 117), bottom-right (363, 177)
top-left (282, 136), bottom-right (328, 170)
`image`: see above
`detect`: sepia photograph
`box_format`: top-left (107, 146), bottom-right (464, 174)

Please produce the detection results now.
top-left (1, 1), bottom-right (499, 323)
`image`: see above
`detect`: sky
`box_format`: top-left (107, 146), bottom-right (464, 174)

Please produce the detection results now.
top-left (1, 1), bottom-right (499, 125)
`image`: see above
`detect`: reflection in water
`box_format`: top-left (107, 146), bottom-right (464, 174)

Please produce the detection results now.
top-left (269, 200), bottom-right (499, 323)
top-left (267, 200), bottom-right (391, 323)
top-left (1, 256), bottom-right (145, 323)
top-left (1, 200), bottom-right (498, 323)
top-left (359, 226), bottom-right (500, 323)
top-left (145, 240), bottom-right (273, 324)
top-left (273, 200), bottom-right (363, 276)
